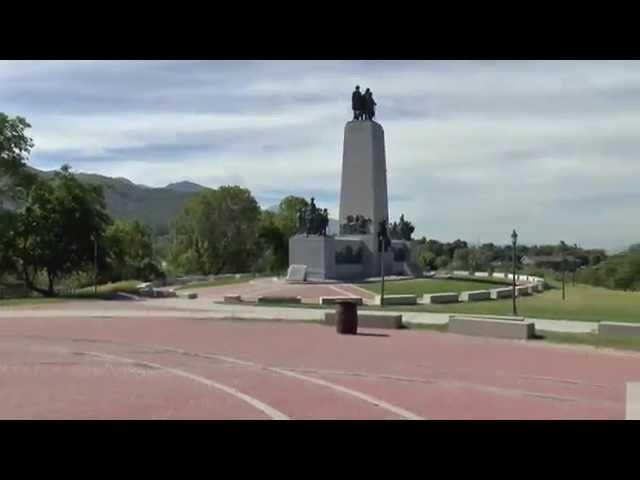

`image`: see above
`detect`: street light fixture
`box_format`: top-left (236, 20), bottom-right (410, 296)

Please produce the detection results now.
top-left (511, 229), bottom-right (518, 316)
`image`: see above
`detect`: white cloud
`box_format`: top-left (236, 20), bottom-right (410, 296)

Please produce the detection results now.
top-left (3, 60), bottom-right (640, 250)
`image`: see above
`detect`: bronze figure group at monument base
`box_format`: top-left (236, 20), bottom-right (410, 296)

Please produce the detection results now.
top-left (296, 197), bottom-right (329, 237)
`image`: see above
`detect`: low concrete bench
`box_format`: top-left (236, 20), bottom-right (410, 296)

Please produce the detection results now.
top-left (627, 382), bottom-right (640, 420)
top-left (319, 296), bottom-right (363, 306)
top-left (375, 294), bottom-right (417, 305)
top-left (256, 295), bottom-right (302, 304)
top-left (448, 315), bottom-right (535, 340)
top-left (490, 288), bottom-right (513, 299)
top-left (598, 322), bottom-right (640, 337)
top-left (516, 286), bottom-right (532, 296)
top-left (459, 290), bottom-right (491, 302)
top-left (184, 292), bottom-right (198, 300)
top-left (422, 292), bottom-right (459, 304)
top-left (223, 294), bottom-right (242, 304)
top-left (324, 312), bottom-right (403, 329)
top-left (451, 314), bottom-right (525, 322)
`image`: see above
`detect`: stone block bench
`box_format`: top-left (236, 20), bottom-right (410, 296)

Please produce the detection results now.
top-left (627, 382), bottom-right (640, 420)
top-left (324, 312), bottom-right (403, 329)
top-left (459, 290), bottom-right (492, 302)
top-left (256, 295), bottom-right (302, 304)
top-left (422, 292), bottom-right (459, 304)
top-left (450, 314), bottom-right (525, 322)
top-left (490, 288), bottom-right (513, 299)
top-left (516, 286), bottom-right (532, 296)
top-left (223, 295), bottom-right (242, 304)
top-left (598, 322), bottom-right (640, 337)
top-left (448, 315), bottom-right (535, 340)
top-left (374, 294), bottom-right (417, 305)
top-left (319, 296), bottom-right (363, 306)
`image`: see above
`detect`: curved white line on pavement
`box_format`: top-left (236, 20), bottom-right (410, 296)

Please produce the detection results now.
top-left (270, 367), bottom-right (424, 420)
top-left (82, 350), bottom-right (290, 420)
top-left (155, 345), bottom-right (424, 420)
top-left (328, 285), bottom-right (360, 298)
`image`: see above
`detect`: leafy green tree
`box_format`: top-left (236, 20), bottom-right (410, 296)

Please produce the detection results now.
top-left (11, 165), bottom-right (112, 296)
top-left (169, 186), bottom-right (261, 275)
top-left (435, 255), bottom-right (450, 270)
top-left (275, 195), bottom-right (308, 238)
top-left (452, 248), bottom-right (471, 270)
top-left (416, 244), bottom-right (437, 270)
top-left (256, 210), bottom-right (288, 273)
top-left (0, 113), bottom-right (37, 203)
top-left (105, 219), bottom-right (162, 281)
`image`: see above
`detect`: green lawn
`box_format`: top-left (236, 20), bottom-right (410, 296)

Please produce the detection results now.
top-left (358, 279), bottom-right (640, 323)
top-left (357, 277), bottom-right (510, 296)
top-left (63, 280), bottom-right (142, 299)
top-left (0, 297), bottom-right (65, 307)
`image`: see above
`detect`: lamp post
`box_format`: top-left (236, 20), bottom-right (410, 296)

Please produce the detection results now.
top-left (560, 240), bottom-right (567, 301)
top-left (511, 229), bottom-right (518, 316)
top-left (378, 219), bottom-right (389, 308)
top-left (92, 234), bottom-right (98, 295)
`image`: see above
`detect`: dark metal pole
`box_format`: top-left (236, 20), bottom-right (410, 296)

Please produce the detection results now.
top-left (93, 236), bottom-right (98, 295)
top-left (380, 248), bottom-right (385, 308)
top-left (561, 242), bottom-right (566, 301)
top-left (512, 232), bottom-right (517, 316)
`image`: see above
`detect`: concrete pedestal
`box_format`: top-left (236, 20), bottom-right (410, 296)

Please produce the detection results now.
top-left (339, 120), bottom-right (389, 230)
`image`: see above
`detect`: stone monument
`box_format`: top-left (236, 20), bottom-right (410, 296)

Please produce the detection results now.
top-left (288, 87), bottom-right (420, 281)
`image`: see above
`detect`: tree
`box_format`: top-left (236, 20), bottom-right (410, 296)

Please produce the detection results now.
top-left (452, 248), bottom-right (471, 270)
top-left (105, 219), bottom-right (162, 282)
top-left (169, 186), bottom-right (261, 275)
top-left (0, 113), bottom-right (37, 203)
top-left (11, 165), bottom-right (112, 296)
top-left (435, 255), bottom-right (450, 270)
top-left (255, 210), bottom-right (288, 273)
top-left (416, 244), bottom-right (437, 270)
top-left (275, 195), bottom-right (309, 238)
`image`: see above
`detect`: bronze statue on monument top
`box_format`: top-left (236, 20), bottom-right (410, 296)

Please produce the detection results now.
top-left (351, 86), bottom-right (377, 121)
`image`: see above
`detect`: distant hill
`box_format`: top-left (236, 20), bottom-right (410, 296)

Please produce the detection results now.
top-left (165, 181), bottom-right (207, 193)
top-left (29, 168), bottom-right (209, 232)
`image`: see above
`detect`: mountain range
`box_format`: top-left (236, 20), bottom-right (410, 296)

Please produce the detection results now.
top-left (4, 168), bottom-right (341, 235)
top-left (31, 168), bottom-right (208, 232)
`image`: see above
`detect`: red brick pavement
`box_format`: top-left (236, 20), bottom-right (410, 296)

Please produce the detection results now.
top-left (0, 312), bottom-right (637, 419)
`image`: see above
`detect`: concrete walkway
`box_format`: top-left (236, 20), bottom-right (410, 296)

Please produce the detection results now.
top-left (0, 297), bottom-right (598, 333)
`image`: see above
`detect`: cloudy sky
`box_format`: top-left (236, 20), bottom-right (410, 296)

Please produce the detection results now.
top-left (1, 60), bottom-right (638, 250)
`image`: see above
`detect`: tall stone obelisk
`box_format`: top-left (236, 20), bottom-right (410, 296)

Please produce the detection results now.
top-left (338, 119), bottom-right (390, 277)
top-left (339, 120), bottom-right (389, 234)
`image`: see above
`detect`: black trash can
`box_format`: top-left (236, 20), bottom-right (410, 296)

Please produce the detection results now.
top-left (335, 300), bottom-right (358, 334)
